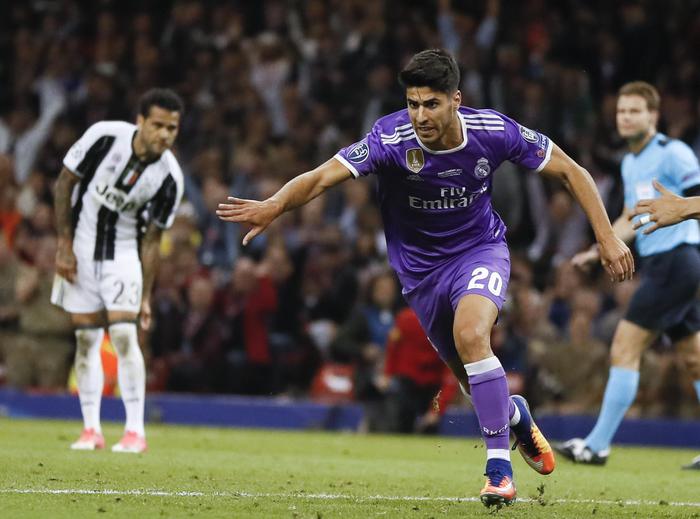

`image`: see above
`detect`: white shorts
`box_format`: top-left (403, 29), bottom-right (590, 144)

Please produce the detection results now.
top-left (51, 253), bottom-right (143, 314)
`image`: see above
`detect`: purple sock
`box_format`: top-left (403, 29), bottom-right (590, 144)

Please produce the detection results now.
top-left (466, 356), bottom-right (511, 462)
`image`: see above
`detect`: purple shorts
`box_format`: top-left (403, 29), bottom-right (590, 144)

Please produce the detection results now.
top-left (399, 239), bottom-right (510, 363)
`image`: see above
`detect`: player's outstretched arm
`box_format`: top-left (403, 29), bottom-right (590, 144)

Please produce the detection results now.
top-left (139, 223), bottom-right (163, 330)
top-left (217, 158), bottom-right (353, 245)
top-left (540, 144), bottom-right (634, 282)
top-left (54, 166), bottom-right (81, 282)
top-left (628, 179), bottom-right (700, 234)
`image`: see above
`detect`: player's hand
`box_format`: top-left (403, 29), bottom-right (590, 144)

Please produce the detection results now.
top-left (140, 299), bottom-right (152, 330)
top-left (628, 179), bottom-right (685, 234)
top-left (597, 234), bottom-right (635, 282)
top-left (216, 197), bottom-right (283, 246)
top-left (56, 238), bottom-right (77, 283)
top-left (570, 245), bottom-right (600, 271)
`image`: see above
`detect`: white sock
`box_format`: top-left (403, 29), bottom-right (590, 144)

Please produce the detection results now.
top-left (109, 322), bottom-right (146, 437)
top-left (509, 400), bottom-right (521, 426)
top-left (74, 327), bottom-right (105, 433)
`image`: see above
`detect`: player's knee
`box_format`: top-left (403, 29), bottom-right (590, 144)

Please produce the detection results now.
top-left (455, 325), bottom-right (490, 354)
top-left (75, 327), bottom-right (103, 359)
top-left (108, 322), bottom-right (139, 358)
top-left (610, 340), bottom-right (639, 369)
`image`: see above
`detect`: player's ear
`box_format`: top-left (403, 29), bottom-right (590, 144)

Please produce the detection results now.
top-left (650, 109), bottom-right (659, 128)
top-left (453, 90), bottom-right (462, 109)
top-left (136, 114), bottom-right (145, 129)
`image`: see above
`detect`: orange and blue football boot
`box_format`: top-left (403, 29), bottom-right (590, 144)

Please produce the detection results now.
top-left (510, 395), bottom-right (556, 474)
top-left (480, 459), bottom-right (516, 507)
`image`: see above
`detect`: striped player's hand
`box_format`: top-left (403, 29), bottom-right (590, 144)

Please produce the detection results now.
top-left (56, 238), bottom-right (77, 283)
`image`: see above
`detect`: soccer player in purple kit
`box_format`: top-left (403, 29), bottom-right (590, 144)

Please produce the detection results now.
top-left (217, 49), bottom-right (634, 507)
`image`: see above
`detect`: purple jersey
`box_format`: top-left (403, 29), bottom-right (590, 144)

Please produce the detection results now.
top-left (335, 106), bottom-right (552, 276)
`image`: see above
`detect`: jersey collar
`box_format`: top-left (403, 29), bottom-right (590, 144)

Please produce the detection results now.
top-left (631, 132), bottom-right (660, 157)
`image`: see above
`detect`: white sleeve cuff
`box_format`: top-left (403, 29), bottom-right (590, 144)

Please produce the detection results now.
top-left (333, 154), bottom-right (360, 178)
top-left (534, 138), bottom-right (554, 173)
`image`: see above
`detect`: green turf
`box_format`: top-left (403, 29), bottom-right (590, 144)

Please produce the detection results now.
top-left (0, 418), bottom-right (699, 518)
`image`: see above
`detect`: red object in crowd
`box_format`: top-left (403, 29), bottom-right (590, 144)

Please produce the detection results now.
top-left (216, 275), bottom-right (278, 364)
top-left (384, 307), bottom-right (458, 415)
top-left (243, 276), bottom-right (278, 364)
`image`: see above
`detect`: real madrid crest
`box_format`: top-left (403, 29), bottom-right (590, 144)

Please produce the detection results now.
top-left (474, 157), bottom-right (491, 178)
top-left (406, 148), bottom-right (425, 173)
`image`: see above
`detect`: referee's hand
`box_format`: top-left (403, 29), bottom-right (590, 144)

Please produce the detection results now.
top-left (597, 235), bottom-right (635, 282)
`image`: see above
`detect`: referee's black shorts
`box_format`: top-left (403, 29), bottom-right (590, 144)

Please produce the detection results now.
top-left (625, 244), bottom-right (700, 341)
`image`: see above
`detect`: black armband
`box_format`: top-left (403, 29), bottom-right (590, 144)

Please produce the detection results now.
top-left (682, 184), bottom-right (700, 197)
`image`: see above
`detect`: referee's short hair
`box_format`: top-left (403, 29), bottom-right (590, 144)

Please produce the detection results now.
top-left (138, 88), bottom-right (185, 117)
top-left (618, 81), bottom-right (660, 112)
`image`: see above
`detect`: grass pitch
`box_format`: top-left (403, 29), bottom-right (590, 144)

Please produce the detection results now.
top-left (1, 418), bottom-right (699, 518)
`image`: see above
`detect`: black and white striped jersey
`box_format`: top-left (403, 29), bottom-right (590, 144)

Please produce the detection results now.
top-left (64, 120), bottom-right (184, 261)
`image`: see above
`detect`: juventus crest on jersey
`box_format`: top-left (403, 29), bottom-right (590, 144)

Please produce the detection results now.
top-left (64, 121), bottom-right (184, 261)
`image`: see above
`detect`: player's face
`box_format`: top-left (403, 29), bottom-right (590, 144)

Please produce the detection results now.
top-left (136, 106), bottom-right (181, 156)
top-left (406, 87), bottom-right (461, 145)
top-left (616, 94), bottom-right (657, 141)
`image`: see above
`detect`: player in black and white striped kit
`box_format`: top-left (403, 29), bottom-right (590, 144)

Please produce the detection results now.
top-left (51, 89), bottom-right (185, 453)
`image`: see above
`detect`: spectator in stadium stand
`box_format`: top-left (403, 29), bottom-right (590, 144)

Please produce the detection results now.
top-left (0, 234), bottom-right (20, 379)
top-left (329, 270), bottom-right (401, 432)
top-left (489, 319), bottom-right (528, 399)
top-left (259, 243), bottom-right (319, 395)
top-left (528, 288), bottom-right (608, 415)
top-left (184, 174), bottom-right (240, 273)
top-left (216, 256), bottom-right (278, 395)
top-left (377, 307), bottom-right (458, 434)
top-left (0, 155), bottom-right (22, 247)
top-left (300, 224), bottom-right (359, 354)
top-left (165, 273), bottom-right (229, 393)
top-left (148, 254), bottom-right (187, 391)
top-left (545, 261), bottom-right (585, 335)
top-left (6, 235), bottom-right (73, 389)
top-left (0, 79), bottom-right (66, 185)
top-left (555, 82), bottom-right (700, 469)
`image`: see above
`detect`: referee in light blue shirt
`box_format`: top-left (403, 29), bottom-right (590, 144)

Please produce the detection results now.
top-left (555, 81), bottom-right (700, 468)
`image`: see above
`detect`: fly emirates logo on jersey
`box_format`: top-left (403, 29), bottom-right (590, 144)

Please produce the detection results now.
top-left (408, 184), bottom-right (488, 210)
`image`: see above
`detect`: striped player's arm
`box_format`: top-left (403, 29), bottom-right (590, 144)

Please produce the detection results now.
top-left (54, 167), bottom-right (81, 282)
top-left (138, 222), bottom-right (162, 330)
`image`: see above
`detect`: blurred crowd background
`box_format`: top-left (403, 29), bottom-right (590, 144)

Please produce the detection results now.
top-left (1, 0), bottom-right (700, 432)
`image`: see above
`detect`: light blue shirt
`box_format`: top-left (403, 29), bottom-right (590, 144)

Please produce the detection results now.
top-left (622, 133), bottom-right (700, 257)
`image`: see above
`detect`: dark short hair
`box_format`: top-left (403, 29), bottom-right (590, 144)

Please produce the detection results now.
top-left (138, 88), bottom-right (185, 118)
top-left (618, 81), bottom-right (660, 111)
top-left (398, 49), bottom-right (460, 94)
